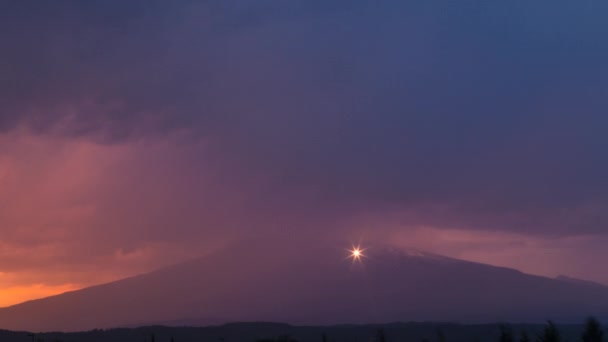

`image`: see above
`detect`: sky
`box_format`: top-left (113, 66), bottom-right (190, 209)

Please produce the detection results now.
top-left (1, 0), bottom-right (608, 307)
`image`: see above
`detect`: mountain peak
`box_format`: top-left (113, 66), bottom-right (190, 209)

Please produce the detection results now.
top-left (1, 242), bottom-right (608, 332)
top-left (555, 275), bottom-right (608, 289)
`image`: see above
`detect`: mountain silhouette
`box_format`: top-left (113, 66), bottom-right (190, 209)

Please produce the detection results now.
top-left (1, 241), bottom-right (607, 332)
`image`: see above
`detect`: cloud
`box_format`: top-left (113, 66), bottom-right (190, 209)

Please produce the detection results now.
top-left (0, 131), bottom-right (344, 300)
top-left (1, 0), bottom-right (608, 301)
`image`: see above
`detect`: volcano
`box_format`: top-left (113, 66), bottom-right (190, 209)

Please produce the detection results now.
top-left (1, 242), bottom-right (607, 332)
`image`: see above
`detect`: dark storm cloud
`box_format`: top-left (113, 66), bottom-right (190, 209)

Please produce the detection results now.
top-left (2, 0), bottom-right (608, 236)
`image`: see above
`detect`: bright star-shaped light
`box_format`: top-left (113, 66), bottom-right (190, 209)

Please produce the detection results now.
top-left (348, 245), bottom-right (366, 262)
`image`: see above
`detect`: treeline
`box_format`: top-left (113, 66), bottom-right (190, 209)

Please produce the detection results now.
top-left (498, 318), bottom-right (603, 342)
top-left (10, 319), bottom-right (606, 342)
top-left (254, 317), bottom-right (605, 342)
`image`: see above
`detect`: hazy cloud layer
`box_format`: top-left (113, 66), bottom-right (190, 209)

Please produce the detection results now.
top-left (1, 0), bottom-right (608, 304)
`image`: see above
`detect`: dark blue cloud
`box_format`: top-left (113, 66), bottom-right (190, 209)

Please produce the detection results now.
top-left (2, 0), bottom-right (608, 235)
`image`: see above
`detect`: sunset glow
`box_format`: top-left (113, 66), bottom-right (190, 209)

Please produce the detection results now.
top-left (0, 283), bottom-right (81, 308)
top-left (1, 0), bottom-right (608, 332)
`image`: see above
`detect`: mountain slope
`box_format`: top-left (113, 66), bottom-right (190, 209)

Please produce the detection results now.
top-left (1, 242), bottom-right (608, 332)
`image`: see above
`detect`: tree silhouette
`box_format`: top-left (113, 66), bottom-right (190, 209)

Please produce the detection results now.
top-left (322, 333), bottom-right (328, 342)
top-left (499, 325), bottom-right (514, 342)
top-left (256, 335), bottom-right (298, 342)
top-left (520, 330), bottom-right (530, 342)
top-left (437, 329), bottom-right (446, 342)
top-left (376, 329), bottom-right (387, 342)
top-left (538, 321), bottom-right (560, 342)
top-left (582, 317), bottom-right (604, 342)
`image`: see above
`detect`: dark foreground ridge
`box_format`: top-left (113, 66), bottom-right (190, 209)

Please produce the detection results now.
top-left (0, 320), bottom-right (606, 342)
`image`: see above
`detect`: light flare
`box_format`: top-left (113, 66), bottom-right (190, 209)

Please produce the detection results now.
top-left (348, 244), bottom-right (366, 262)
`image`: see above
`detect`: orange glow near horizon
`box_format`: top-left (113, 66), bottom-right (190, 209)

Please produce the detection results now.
top-left (0, 283), bottom-right (82, 308)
